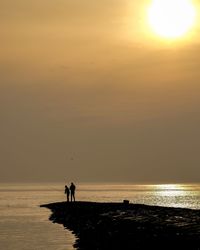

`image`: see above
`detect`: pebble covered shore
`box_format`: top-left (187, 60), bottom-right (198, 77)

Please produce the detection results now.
top-left (41, 201), bottom-right (200, 250)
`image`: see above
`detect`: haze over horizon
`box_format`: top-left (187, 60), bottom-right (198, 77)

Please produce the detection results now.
top-left (1, 0), bottom-right (200, 183)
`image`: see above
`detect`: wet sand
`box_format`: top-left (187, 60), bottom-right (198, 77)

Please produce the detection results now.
top-left (41, 201), bottom-right (200, 249)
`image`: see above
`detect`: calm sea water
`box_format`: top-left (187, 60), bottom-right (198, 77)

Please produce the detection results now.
top-left (0, 183), bottom-right (200, 250)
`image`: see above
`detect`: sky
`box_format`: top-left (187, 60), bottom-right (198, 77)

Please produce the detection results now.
top-left (1, 0), bottom-right (200, 183)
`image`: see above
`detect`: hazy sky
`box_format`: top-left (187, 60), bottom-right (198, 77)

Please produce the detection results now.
top-left (1, 0), bottom-right (200, 183)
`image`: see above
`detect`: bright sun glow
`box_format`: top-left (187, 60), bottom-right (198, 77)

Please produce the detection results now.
top-left (148, 0), bottom-right (196, 39)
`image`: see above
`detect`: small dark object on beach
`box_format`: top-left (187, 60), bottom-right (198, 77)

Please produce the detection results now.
top-left (123, 200), bottom-right (129, 204)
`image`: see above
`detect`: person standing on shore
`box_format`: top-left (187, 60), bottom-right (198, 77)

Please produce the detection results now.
top-left (64, 185), bottom-right (70, 202)
top-left (70, 182), bottom-right (76, 202)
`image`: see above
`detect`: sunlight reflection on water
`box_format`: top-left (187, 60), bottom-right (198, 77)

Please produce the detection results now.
top-left (77, 183), bottom-right (200, 209)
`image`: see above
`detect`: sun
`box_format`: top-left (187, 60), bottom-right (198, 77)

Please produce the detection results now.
top-left (148, 0), bottom-right (196, 39)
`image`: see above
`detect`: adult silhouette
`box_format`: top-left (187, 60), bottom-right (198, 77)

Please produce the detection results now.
top-left (70, 182), bottom-right (76, 202)
top-left (64, 185), bottom-right (70, 202)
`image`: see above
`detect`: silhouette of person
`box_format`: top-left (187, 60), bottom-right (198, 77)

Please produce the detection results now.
top-left (70, 182), bottom-right (76, 202)
top-left (64, 185), bottom-right (70, 202)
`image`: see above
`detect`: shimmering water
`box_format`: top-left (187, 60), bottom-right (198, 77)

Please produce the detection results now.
top-left (78, 183), bottom-right (200, 209)
top-left (0, 183), bottom-right (200, 249)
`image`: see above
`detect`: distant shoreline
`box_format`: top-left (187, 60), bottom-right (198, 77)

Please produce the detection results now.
top-left (41, 201), bottom-right (200, 250)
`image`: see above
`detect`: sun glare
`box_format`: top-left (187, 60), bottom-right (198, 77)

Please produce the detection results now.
top-left (148, 0), bottom-right (196, 39)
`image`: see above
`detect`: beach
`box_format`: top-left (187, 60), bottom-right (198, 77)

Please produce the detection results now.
top-left (41, 201), bottom-right (200, 250)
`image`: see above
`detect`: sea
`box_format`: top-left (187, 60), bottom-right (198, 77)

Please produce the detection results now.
top-left (0, 183), bottom-right (200, 250)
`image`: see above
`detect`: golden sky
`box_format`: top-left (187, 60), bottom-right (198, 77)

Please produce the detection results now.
top-left (1, 0), bottom-right (200, 183)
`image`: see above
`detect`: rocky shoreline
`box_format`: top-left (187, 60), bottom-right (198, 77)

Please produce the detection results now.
top-left (41, 201), bottom-right (200, 249)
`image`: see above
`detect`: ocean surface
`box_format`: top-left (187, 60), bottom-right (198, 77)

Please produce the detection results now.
top-left (0, 183), bottom-right (200, 249)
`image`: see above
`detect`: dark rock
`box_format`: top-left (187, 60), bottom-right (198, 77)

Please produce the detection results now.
top-left (40, 201), bottom-right (200, 250)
